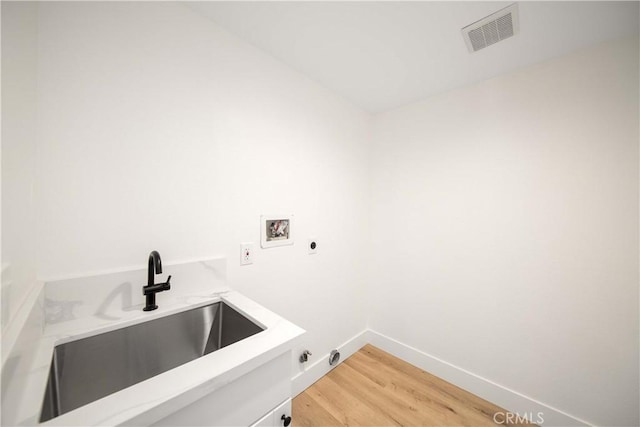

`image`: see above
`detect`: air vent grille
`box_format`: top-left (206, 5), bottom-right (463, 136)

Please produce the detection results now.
top-left (462, 3), bottom-right (519, 53)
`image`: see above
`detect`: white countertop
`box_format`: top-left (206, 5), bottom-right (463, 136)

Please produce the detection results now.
top-left (2, 258), bottom-right (305, 426)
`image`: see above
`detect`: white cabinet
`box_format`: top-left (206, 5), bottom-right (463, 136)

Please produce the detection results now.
top-left (250, 398), bottom-right (292, 427)
top-left (153, 352), bottom-right (292, 426)
top-left (272, 399), bottom-right (293, 427)
top-left (250, 410), bottom-right (274, 427)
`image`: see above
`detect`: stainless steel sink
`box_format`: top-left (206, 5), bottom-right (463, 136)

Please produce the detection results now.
top-left (39, 302), bottom-right (263, 422)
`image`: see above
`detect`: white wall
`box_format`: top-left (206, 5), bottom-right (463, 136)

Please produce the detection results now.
top-left (369, 37), bottom-right (639, 426)
top-left (1, 2), bottom-right (39, 332)
top-left (4, 2), bottom-right (638, 425)
top-left (34, 2), bottom-right (370, 374)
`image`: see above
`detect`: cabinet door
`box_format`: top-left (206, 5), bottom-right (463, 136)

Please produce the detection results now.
top-left (153, 352), bottom-right (291, 426)
top-left (249, 410), bottom-right (274, 427)
top-left (273, 399), bottom-right (292, 427)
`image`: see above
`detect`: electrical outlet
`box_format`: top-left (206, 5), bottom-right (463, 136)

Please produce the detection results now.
top-left (308, 238), bottom-right (318, 254)
top-left (240, 243), bottom-right (254, 265)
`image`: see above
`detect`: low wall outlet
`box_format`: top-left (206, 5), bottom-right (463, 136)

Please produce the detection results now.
top-left (240, 243), bottom-right (254, 265)
top-left (308, 238), bottom-right (318, 254)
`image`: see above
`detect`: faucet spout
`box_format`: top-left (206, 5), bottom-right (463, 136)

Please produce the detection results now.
top-left (148, 250), bottom-right (162, 286)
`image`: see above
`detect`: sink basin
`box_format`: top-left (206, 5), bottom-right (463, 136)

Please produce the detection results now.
top-left (39, 302), bottom-right (264, 422)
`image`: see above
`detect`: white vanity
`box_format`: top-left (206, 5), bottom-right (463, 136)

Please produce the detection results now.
top-left (1, 258), bottom-right (305, 426)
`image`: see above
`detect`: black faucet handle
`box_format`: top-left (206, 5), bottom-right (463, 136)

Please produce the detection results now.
top-left (165, 275), bottom-right (172, 290)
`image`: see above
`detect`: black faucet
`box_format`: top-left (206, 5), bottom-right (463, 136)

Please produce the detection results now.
top-left (143, 251), bottom-right (171, 311)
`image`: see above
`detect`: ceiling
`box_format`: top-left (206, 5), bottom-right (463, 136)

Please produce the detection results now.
top-left (187, 1), bottom-right (640, 113)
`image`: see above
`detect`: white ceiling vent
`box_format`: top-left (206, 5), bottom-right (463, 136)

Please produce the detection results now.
top-left (462, 3), bottom-right (519, 53)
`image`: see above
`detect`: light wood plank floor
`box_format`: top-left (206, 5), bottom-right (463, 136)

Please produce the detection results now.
top-left (293, 344), bottom-right (530, 426)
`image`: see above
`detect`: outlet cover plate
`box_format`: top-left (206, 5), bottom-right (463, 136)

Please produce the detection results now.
top-left (241, 243), bottom-right (254, 265)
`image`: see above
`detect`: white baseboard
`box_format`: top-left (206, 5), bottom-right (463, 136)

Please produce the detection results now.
top-left (291, 330), bottom-right (369, 397)
top-left (367, 330), bottom-right (592, 427)
top-left (291, 329), bottom-right (591, 426)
